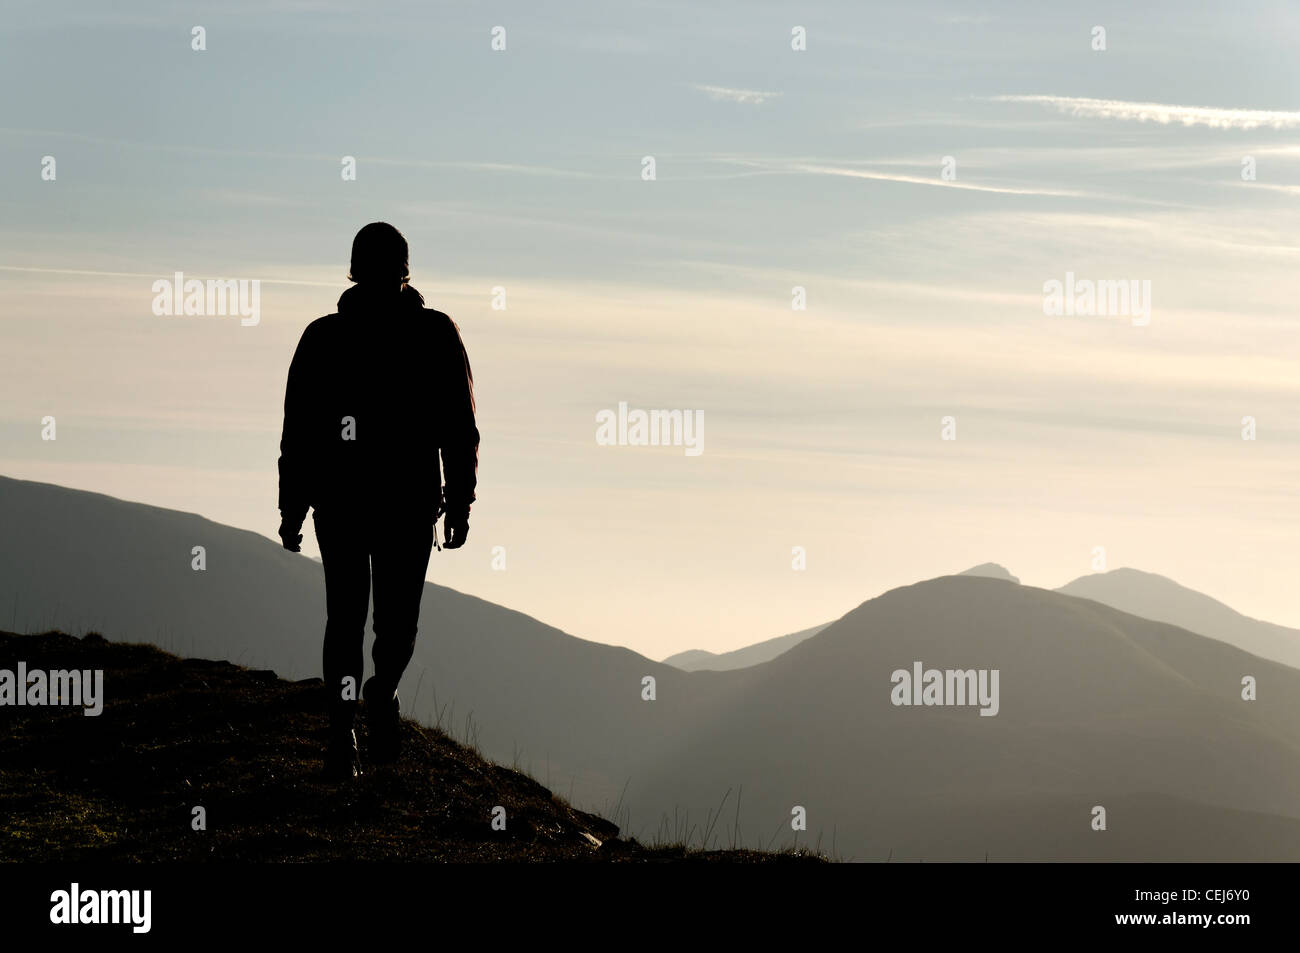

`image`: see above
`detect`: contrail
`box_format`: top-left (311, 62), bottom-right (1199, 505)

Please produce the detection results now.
top-left (987, 95), bottom-right (1300, 130)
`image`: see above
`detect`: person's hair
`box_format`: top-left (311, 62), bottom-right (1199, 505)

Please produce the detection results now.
top-left (347, 222), bottom-right (410, 285)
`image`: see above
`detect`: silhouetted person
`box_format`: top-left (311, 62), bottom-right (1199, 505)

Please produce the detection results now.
top-left (277, 222), bottom-right (479, 780)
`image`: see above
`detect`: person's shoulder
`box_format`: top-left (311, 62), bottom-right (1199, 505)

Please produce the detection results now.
top-left (418, 307), bottom-right (464, 337)
top-left (302, 312), bottom-right (344, 336)
top-left (290, 313), bottom-right (345, 357)
top-left (419, 306), bottom-right (454, 324)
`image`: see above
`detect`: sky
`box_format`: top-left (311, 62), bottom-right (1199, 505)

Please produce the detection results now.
top-left (2, 0), bottom-right (1300, 658)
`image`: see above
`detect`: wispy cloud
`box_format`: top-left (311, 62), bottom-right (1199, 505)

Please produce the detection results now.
top-left (701, 155), bottom-right (1181, 201)
top-left (0, 265), bottom-right (336, 287)
top-left (693, 84), bottom-right (781, 105)
top-left (790, 162), bottom-right (1088, 196)
top-left (0, 128), bottom-right (606, 179)
top-left (1241, 182), bottom-right (1300, 197)
top-left (988, 95), bottom-right (1300, 130)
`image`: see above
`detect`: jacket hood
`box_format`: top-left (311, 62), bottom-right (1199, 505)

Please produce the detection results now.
top-left (337, 282), bottom-right (426, 314)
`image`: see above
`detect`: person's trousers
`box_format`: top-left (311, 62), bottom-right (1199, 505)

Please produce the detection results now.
top-left (313, 508), bottom-right (434, 716)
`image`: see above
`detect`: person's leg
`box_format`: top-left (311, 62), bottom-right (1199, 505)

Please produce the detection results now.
top-left (368, 520), bottom-right (434, 701)
top-left (365, 520), bottom-right (433, 762)
top-left (317, 510), bottom-right (372, 701)
top-left (314, 509), bottom-right (372, 776)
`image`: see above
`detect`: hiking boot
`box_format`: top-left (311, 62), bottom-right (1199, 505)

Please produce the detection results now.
top-left (321, 701), bottom-right (361, 780)
top-left (321, 727), bottom-right (361, 780)
top-left (364, 677), bottom-right (401, 765)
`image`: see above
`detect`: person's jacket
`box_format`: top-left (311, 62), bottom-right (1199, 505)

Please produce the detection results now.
top-left (277, 283), bottom-right (479, 526)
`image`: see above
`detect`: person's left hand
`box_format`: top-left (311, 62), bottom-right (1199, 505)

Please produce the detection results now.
top-left (442, 509), bottom-right (469, 549)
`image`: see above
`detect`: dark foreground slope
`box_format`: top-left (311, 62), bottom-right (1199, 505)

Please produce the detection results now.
top-left (0, 632), bottom-right (817, 864)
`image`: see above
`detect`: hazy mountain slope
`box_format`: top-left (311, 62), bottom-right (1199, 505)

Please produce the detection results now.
top-left (6, 476), bottom-right (1300, 860)
top-left (1057, 568), bottom-right (1300, 671)
top-left (663, 564), bottom-right (1017, 674)
top-left (0, 475), bottom-right (711, 807)
top-left (626, 576), bottom-right (1300, 860)
top-left (661, 623), bottom-right (830, 671)
top-left (0, 477), bottom-right (325, 672)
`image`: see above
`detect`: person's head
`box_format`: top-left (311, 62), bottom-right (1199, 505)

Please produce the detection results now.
top-left (347, 222), bottom-right (410, 289)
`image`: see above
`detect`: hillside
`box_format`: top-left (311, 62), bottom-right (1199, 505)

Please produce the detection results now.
top-left (1057, 568), bottom-right (1300, 671)
top-left (629, 575), bottom-right (1300, 860)
top-left (0, 631), bottom-right (816, 863)
top-left (661, 623), bottom-right (830, 671)
top-left (7, 477), bottom-right (1300, 860)
top-left (0, 474), bottom-right (695, 810)
top-left (662, 564), bottom-right (1018, 672)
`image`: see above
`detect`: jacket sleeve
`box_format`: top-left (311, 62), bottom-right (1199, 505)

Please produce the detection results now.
top-left (277, 325), bottom-right (316, 526)
top-left (439, 315), bottom-right (480, 516)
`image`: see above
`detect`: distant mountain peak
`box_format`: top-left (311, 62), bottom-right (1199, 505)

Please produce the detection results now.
top-left (956, 563), bottom-right (1020, 584)
top-left (1086, 567), bottom-right (1176, 583)
top-left (661, 623), bottom-right (831, 672)
top-left (1058, 567), bottom-right (1223, 605)
top-left (1055, 568), bottom-right (1300, 671)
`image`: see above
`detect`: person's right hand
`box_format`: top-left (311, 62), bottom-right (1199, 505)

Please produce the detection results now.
top-left (442, 509), bottom-right (469, 549)
top-left (279, 517), bottom-right (303, 553)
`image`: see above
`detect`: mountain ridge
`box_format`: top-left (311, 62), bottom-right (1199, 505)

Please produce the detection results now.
top-left (1056, 567), bottom-right (1300, 671)
top-left (6, 475), bottom-right (1300, 860)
